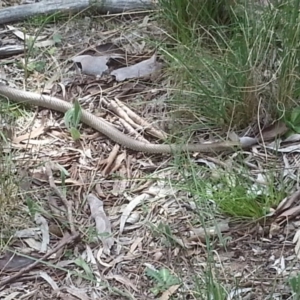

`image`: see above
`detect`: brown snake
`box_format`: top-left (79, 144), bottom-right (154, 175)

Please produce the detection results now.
top-left (0, 84), bottom-right (245, 154)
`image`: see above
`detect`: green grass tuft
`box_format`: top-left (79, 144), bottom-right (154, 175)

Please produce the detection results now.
top-left (159, 0), bottom-right (300, 131)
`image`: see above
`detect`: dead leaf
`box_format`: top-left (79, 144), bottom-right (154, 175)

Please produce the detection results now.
top-left (14, 228), bottom-right (40, 238)
top-left (7, 25), bottom-right (47, 41)
top-left (110, 152), bottom-right (127, 173)
top-left (189, 221), bottom-right (230, 242)
top-left (293, 229), bottom-right (300, 260)
top-left (266, 143), bottom-right (300, 153)
top-left (101, 144), bottom-right (120, 176)
top-left (111, 53), bottom-right (162, 81)
top-left (39, 271), bottom-right (59, 290)
top-left (270, 256), bottom-right (286, 275)
top-left (120, 193), bottom-right (151, 233)
top-left (114, 98), bottom-right (168, 140)
top-left (87, 194), bottom-right (114, 254)
top-left (277, 205), bottom-right (300, 219)
top-left (13, 125), bottom-right (46, 143)
top-left (64, 287), bottom-right (91, 300)
top-left (275, 189), bottom-right (300, 216)
top-left (35, 40), bottom-right (56, 48)
top-left (159, 285), bottom-right (180, 300)
top-left (24, 238), bottom-right (43, 251)
top-left (34, 213), bottom-right (50, 253)
top-left (269, 222), bottom-right (280, 237)
top-left (106, 274), bottom-right (139, 292)
top-left (283, 133), bottom-right (300, 143)
top-left (72, 54), bottom-right (121, 76)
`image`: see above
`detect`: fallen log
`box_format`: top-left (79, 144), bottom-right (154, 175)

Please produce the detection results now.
top-left (0, 0), bottom-right (156, 25)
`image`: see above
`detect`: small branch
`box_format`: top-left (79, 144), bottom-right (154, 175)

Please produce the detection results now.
top-left (0, 232), bottom-right (80, 288)
top-left (0, 0), bottom-right (156, 25)
top-left (45, 162), bottom-right (76, 234)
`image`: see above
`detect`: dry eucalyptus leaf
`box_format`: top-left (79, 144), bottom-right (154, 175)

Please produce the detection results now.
top-left (277, 205), bottom-right (300, 219)
top-left (283, 134), bottom-right (300, 143)
top-left (72, 55), bottom-right (111, 76)
top-left (87, 193), bottom-right (114, 254)
top-left (7, 25), bottom-right (47, 41)
top-left (23, 238), bottom-right (43, 252)
top-left (120, 193), bottom-right (150, 233)
top-left (266, 143), bottom-right (300, 153)
top-left (275, 189), bottom-right (300, 216)
top-left (189, 221), bottom-right (229, 242)
top-left (39, 271), bottom-right (59, 290)
top-left (293, 229), bottom-right (300, 260)
top-left (159, 285), bottom-right (181, 300)
top-left (14, 228), bottom-right (40, 238)
top-left (111, 53), bottom-right (162, 82)
top-left (34, 213), bottom-right (50, 253)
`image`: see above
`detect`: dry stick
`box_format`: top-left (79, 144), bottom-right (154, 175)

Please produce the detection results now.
top-left (114, 98), bottom-right (168, 140)
top-left (0, 0), bottom-right (155, 25)
top-left (0, 232), bottom-right (80, 288)
top-left (45, 162), bottom-right (76, 234)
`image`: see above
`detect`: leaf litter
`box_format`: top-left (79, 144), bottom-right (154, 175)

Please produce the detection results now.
top-left (0, 8), bottom-right (300, 300)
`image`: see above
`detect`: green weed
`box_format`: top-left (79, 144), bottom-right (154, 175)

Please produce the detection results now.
top-left (64, 99), bottom-right (82, 141)
top-left (145, 266), bottom-right (181, 296)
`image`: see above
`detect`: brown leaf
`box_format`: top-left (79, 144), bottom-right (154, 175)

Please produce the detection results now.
top-left (87, 194), bottom-right (114, 254)
top-left (275, 189), bottom-right (300, 216)
top-left (111, 53), bottom-right (162, 81)
top-left (277, 205), bottom-right (300, 219)
top-left (293, 229), bottom-right (300, 260)
top-left (106, 274), bottom-right (139, 292)
top-left (34, 213), bottom-right (50, 253)
top-left (159, 285), bottom-right (180, 300)
top-left (101, 144), bottom-right (120, 176)
top-left (13, 125), bottom-right (46, 143)
top-left (189, 221), bottom-right (230, 242)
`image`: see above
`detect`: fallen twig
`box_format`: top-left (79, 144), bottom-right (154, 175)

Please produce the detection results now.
top-left (0, 0), bottom-right (156, 25)
top-left (45, 162), bottom-right (76, 234)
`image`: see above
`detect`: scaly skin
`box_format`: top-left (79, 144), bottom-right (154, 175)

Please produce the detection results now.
top-left (0, 84), bottom-right (243, 154)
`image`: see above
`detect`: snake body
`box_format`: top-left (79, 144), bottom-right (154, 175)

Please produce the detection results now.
top-left (0, 84), bottom-right (242, 154)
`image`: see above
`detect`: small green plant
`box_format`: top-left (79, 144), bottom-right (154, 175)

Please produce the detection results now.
top-left (289, 274), bottom-right (300, 300)
top-left (74, 257), bottom-right (95, 281)
top-left (24, 60), bottom-right (47, 73)
top-left (26, 197), bottom-right (40, 218)
top-left (285, 107), bottom-right (300, 133)
top-left (64, 100), bottom-right (82, 141)
top-left (149, 221), bottom-right (186, 248)
top-left (145, 267), bottom-right (181, 296)
top-left (205, 276), bottom-right (227, 300)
